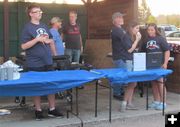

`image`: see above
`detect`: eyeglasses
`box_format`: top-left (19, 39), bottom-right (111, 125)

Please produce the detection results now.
top-left (31, 10), bottom-right (43, 14)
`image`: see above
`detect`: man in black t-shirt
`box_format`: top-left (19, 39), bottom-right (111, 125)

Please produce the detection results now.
top-left (63, 11), bottom-right (83, 63)
top-left (111, 12), bottom-right (127, 100)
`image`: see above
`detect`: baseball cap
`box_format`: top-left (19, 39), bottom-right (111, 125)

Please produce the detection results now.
top-left (112, 12), bottom-right (125, 20)
top-left (50, 17), bottom-right (62, 25)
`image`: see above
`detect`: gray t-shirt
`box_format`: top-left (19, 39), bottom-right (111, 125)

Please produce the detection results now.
top-left (63, 23), bottom-right (81, 50)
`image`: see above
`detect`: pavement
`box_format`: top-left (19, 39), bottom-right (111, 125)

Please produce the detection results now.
top-left (0, 83), bottom-right (180, 127)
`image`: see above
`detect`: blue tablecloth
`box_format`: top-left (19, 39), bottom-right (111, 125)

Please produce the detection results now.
top-left (0, 70), bottom-right (104, 96)
top-left (92, 68), bottom-right (173, 84)
top-left (0, 69), bottom-right (173, 96)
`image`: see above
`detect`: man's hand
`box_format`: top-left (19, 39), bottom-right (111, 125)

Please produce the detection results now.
top-left (162, 63), bottom-right (167, 69)
top-left (35, 36), bottom-right (47, 44)
top-left (81, 46), bottom-right (83, 53)
top-left (43, 39), bottom-right (52, 44)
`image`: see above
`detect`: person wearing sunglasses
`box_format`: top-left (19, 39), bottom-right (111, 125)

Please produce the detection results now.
top-left (20, 4), bottom-right (63, 120)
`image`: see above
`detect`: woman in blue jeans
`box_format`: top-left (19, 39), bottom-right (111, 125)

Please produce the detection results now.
top-left (111, 12), bottom-right (141, 112)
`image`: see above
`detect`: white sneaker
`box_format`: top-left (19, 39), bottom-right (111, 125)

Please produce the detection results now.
top-left (148, 101), bottom-right (160, 109)
top-left (120, 101), bottom-right (127, 112)
top-left (155, 103), bottom-right (167, 110)
top-left (126, 104), bottom-right (138, 110)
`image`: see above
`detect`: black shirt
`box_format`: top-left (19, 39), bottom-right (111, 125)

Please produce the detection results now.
top-left (63, 23), bottom-right (81, 50)
top-left (111, 26), bottom-right (133, 61)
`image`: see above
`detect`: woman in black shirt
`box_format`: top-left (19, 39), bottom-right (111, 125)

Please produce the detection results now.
top-left (142, 23), bottom-right (170, 110)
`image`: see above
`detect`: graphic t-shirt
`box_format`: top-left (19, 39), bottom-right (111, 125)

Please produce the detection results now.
top-left (20, 22), bottom-right (53, 68)
top-left (142, 36), bottom-right (170, 53)
top-left (63, 23), bottom-right (81, 49)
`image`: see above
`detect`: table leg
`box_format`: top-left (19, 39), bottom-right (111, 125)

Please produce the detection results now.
top-left (67, 89), bottom-right (73, 118)
top-left (68, 89), bottom-right (73, 112)
top-left (76, 87), bottom-right (79, 116)
top-left (95, 80), bottom-right (98, 117)
top-left (109, 84), bottom-right (112, 122)
top-left (146, 82), bottom-right (149, 110)
top-left (162, 78), bottom-right (165, 116)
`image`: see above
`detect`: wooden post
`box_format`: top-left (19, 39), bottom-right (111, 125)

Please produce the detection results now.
top-left (133, 0), bottom-right (138, 21)
top-left (3, 0), bottom-right (9, 61)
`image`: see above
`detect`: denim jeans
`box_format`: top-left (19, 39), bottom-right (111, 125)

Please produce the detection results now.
top-left (65, 49), bottom-right (81, 63)
top-left (112, 59), bottom-right (127, 96)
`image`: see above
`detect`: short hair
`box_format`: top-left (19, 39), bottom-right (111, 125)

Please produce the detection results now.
top-left (26, 4), bottom-right (40, 17)
top-left (69, 10), bottom-right (77, 16)
top-left (112, 12), bottom-right (125, 20)
top-left (50, 17), bottom-right (62, 26)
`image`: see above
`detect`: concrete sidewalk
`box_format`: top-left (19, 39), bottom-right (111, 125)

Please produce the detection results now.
top-left (0, 84), bottom-right (180, 127)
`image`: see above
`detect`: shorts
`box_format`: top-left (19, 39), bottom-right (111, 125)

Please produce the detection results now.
top-left (113, 59), bottom-right (133, 71)
top-left (27, 65), bottom-right (54, 72)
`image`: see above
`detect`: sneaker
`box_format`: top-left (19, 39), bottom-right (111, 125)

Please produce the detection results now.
top-left (126, 104), bottom-right (138, 110)
top-left (113, 95), bottom-right (124, 101)
top-left (155, 103), bottom-right (167, 110)
top-left (15, 97), bottom-right (20, 103)
top-left (120, 101), bottom-right (127, 112)
top-left (148, 101), bottom-right (160, 109)
top-left (20, 97), bottom-right (26, 107)
top-left (35, 110), bottom-right (44, 120)
top-left (48, 109), bottom-right (64, 118)
top-left (78, 86), bottom-right (84, 89)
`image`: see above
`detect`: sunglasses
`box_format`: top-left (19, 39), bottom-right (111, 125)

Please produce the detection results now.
top-left (31, 10), bottom-right (43, 14)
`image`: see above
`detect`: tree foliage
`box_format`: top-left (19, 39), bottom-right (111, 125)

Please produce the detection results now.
top-left (138, 0), bottom-right (156, 24)
top-left (138, 0), bottom-right (180, 27)
top-left (156, 15), bottom-right (180, 27)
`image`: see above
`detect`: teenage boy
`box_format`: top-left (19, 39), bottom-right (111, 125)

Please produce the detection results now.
top-left (20, 4), bottom-right (63, 120)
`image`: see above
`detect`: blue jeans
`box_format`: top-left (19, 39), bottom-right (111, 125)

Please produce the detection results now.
top-left (65, 49), bottom-right (81, 63)
top-left (112, 59), bottom-right (127, 96)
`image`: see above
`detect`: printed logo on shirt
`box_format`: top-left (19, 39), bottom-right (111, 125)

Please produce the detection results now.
top-left (36, 28), bottom-right (49, 38)
top-left (67, 25), bottom-right (80, 35)
top-left (146, 40), bottom-right (160, 50)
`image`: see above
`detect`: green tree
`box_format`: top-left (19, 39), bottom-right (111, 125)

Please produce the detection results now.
top-left (138, 0), bottom-right (154, 24)
top-left (147, 15), bottom-right (157, 24)
top-left (156, 14), bottom-right (180, 27)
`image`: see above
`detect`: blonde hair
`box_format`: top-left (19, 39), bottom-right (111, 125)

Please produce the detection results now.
top-left (50, 17), bottom-right (62, 26)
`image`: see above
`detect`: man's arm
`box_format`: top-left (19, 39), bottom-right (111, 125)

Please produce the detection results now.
top-left (61, 33), bottom-right (64, 41)
top-left (49, 40), bottom-right (57, 56)
top-left (44, 39), bottom-right (57, 56)
top-left (80, 34), bottom-right (83, 53)
top-left (21, 36), bottom-right (45, 50)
